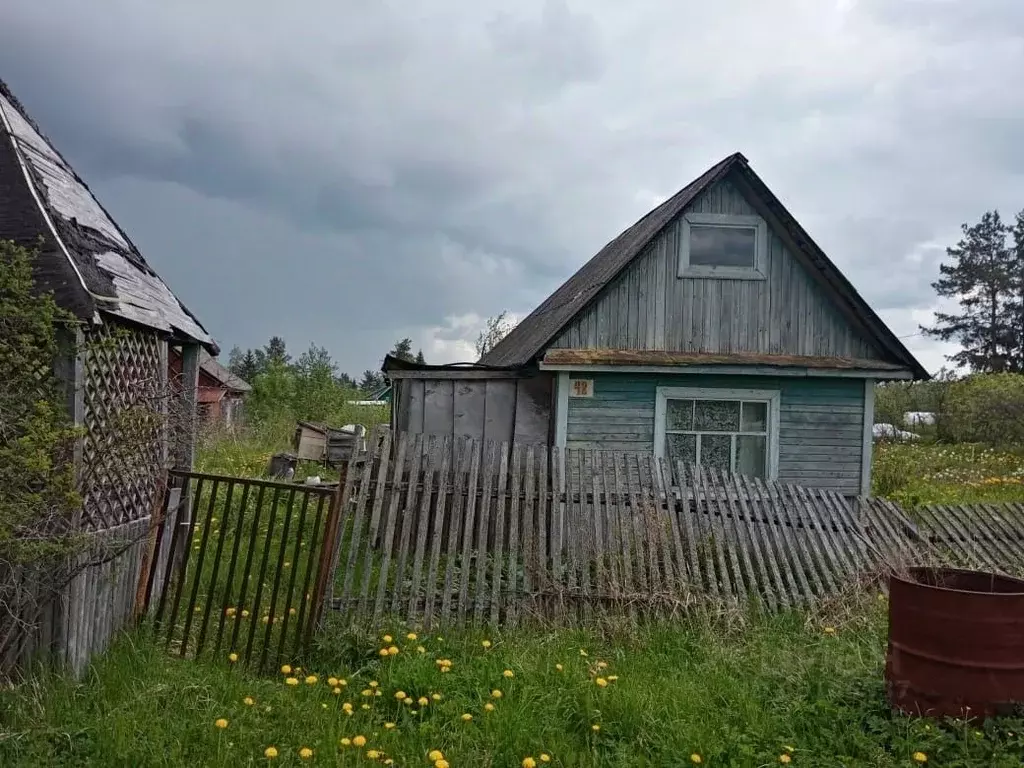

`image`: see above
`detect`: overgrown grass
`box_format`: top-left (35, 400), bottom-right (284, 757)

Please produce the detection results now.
top-left (873, 441), bottom-right (1024, 507)
top-left (3, 602), bottom-right (1023, 766)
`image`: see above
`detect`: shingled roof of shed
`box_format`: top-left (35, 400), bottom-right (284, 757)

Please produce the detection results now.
top-left (0, 78), bottom-right (216, 353)
top-left (479, 152), bottom-right (927, 380)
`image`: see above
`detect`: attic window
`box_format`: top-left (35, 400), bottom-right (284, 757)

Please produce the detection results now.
top-left (679, 213), bottom-right (767, 279)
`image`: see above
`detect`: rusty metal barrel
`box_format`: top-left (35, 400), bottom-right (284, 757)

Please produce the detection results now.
top-left (886, 566), bottom-right (1024, 718)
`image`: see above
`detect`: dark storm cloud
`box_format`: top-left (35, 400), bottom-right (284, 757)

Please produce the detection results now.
top-left (2, 0), bottom-right (1024, 374)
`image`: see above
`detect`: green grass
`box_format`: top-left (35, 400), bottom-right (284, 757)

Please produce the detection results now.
top-left (3, 602), bottom-right (1023, 767)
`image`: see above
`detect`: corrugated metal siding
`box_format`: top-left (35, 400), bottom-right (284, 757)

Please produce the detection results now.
top-left (552, 179), bottom-right (881, 360)
top-left (565, 372), bottom-right (865, 495)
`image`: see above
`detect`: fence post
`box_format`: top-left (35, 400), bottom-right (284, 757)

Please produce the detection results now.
top-left (306, 463), bottom-right (351, 648)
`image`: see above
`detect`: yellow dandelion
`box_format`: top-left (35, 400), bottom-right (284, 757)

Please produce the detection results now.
top-left (305, 675), bottom-right (318, 685)
top-left (361, 703), bottom-right (370, 710)
top-left (503, 669), bottom-right (514, 678)
top-left (384, 722), bottom-right (396, 729)
top-left (225, 607), bottom-right (236, 616)
top-left (913, 753), bottom-right (928, 764)
top-left (353, 735), bottom-right (367, 747)
top-left (596, 661), bottom-right (608, 670)
top-left (407, 632), bottom-right (418, 640)
top-left (431, 693), bottom-right (442, 701)
top-left (338, 678), bottom-right (348, 686)
top-left (362, 689), bottom-right (373, 697)
top-left (375, 690), bottom-right (383, 697)
top-left (342, 702), bottom-right (353, 711)
top-left (214, 718), bottom-right (229, 729)
top-left (435, 761), bottom-right (450, 768)
top-left (241, 609), bottom-right (250, 617)
top-left (783, 745), bottom-right (795, 753)
top-left (284, 561), bottom-right (291, 568)
top-left (418, 696), bottom-right (429, 706)
top-left (523, 758), bottom-right (537, 768)
top-left (264, 746), bottom-right (279, 759)
top-left (369, 681), bottom-right (379, 688)
top-left (403, 697), bottom-right (413, 706)
top-left (228, 652), bottom-right (239, 663)
top-left (387, 646), bottom-right (400, 656)
top-left (340, 738), bottom-right (351, 746)
top-left (281, 664), bottom-right (292, 674)
top-left (243, 696), bottom-right (255, 706)
top-left (540, 755), bottom-right (551, 763)
top-left (385, 761), bottom-right (394, 766)
top-left (367, 750), bottom-right (381, 759)
top-left (823, 626), bottom-right (836, 635)
top-left (379, 648), bottom-right (389, 657)
top-left (484, 702), bottom-right (495, 712)
top-left (592, 724), bottom-right (601, 732)
top-left (595, 677), bottom-right (608, 687)
top-left (428, 750), bottom-right (444, 761)
top-left (332, 687), bottom-right (342, 695)
top-left (607, 675), bottom-right (618, 681)
top-left (298, 747), bottom-right (313, 759)
top-left (482, 639), bottom-right (492, 648)
top-left (382, 634), bottom-right (393, 643)
top-left (579, 649), bottom-right (588, 657)
top-left (262, 616), bottom-right (270, 624)
top-left (461, 713), bottom-right (473, 722)
top-left (690, 755), bottom-right (702, 765)
top-left (394, 690), bottom-right (406, 700)
top-left (285, 677), bottom-right (299, 686)
top-left (491, 689), bottom-right (503, 698)
top-left (417, 645), bottom-right (426, 653)
top-left (328, 676), bottom-right (339, 686)
top-left (779, 755), bottom-right (792, 764)
top-left (555, 664), bottom-right (563, 671)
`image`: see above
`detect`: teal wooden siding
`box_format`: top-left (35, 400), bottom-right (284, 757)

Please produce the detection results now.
top-left (565, 373), bottom-right (865, 495)
top-left (552, 178), bottom-right (883, 361)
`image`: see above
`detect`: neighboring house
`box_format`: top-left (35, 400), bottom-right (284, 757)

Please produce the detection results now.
top-left (385, 152), bottom-right (928, 496)
top-left (347, 384), bottom-right (392, 407)
top-left (169, 348), bottom-right (250, 428)
top-left (0, 78), bottom-right (215, 529)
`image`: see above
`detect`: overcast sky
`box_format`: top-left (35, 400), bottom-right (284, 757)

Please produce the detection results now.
top-left (3, 0), bottom-right (1023, 377)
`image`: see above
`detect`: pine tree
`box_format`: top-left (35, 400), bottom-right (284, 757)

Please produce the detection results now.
top-left (921, 211), bottom-right (1016, 372)
top-left (388, 338), bottom-right (415, 362)
top-left (1008, 209), bottom-right (1024, 371)
top-left (414, 349), bottom-right (426, 365)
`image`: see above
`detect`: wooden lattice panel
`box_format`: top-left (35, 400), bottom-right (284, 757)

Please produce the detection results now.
top-left (80, 322), bottom-right (166, 531)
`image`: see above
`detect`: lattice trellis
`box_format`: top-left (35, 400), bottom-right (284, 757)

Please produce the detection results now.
top-left (80, 321), bottom-right (166, 531)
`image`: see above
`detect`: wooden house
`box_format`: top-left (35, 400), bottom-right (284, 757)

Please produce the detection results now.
top-left (384, 153), bottom-right (928, 497)
top-left (1, 77), bottom-right (214, 675)
top-left (169, 348), bottom-right (250, 429)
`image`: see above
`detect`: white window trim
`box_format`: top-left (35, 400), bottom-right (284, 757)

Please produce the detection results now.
top-left (679, 212), bottom-right (767, 280)
top-left (654, 386), bottom-right (781, 480)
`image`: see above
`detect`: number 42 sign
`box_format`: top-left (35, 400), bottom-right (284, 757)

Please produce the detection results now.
top-left (569, 379), bottom-right (594, 398)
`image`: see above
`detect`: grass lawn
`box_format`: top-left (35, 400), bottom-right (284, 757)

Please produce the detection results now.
top-left (3, 600), bottom-right (1023, 767)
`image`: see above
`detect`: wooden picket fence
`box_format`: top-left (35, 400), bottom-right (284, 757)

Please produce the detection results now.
top-left (325, 429), bottom-right (922, 627)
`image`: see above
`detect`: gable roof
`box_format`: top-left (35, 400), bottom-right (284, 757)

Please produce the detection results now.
top-left (479, 152), bottom-right (928, 380)
top-left (0, 78), bottom-right (217, 354)
top-left (199, 350), bottom-right (251, 392)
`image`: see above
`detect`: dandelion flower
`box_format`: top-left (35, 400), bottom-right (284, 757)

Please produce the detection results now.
top-left (555, 664), bottom-right (563, 672)
top-left (823, 626), bottom-right (836, 635)
top-left (595, 677), bottom-right (608, 687)
top-left (382, 634), bottom-right (393, 643)
top-left (385, 761), bottom-right (394, 766)
top-left (431, 693), bottom-right (442, 701)
top-left (461, 713), bottom-right (473, 722)
top-left (607, 675), bottom-right (619, 682)
top-left (387, 646), bottom-right (400, 656)
top-left (243, 696), bottom-right (255, 706)
top-left (384, 722), bottom-right (395, 730)
top-left (779, 755), bottom-right (792, 764)
top-left (281, 665), bottom-right (293, 674)
top-left (407, 632), bottom-right (418, 640)
top-left (361, 704), bottom-right (370, 710)
top-left (305, 675), bottom-right (318, 685)
top-left (339, 678), bottom-right (348, 686)
top-left (228, 653), bottom-right (239, 663)
top-left (783, 745), bottom-right (795, 753)
top-left (591, 724), bottom-right (601, 732)
top-left (214, 718), bottom-right (229, 729)
top-left (285, 677), bottom-right (299, 686)
top-left (523, 758), bottom-right (537, 768)
top-left (484, 702), bottom-right (495, 712)
top-left (418, 696), bottom-right (429, 706)
top-left (428, 750), bottom-right (444, 761)
top-left (328, 677), bottom-right (339, 687)
top-left (353, 735), bottom-right (367, 747)
top-left (503, 669), bottom-right (514, 678)
top-left (540, 755), bottom-right (550, 763)
top-left (416, 645), bottom-right (426, 653)
top-left (298, 747), bottom-right (313, 759)
top-left (289, 607), bottom-right (297, 615)
top-left (403, 697), bottom-right (413, 706)
top-left (342, 702), bottom-right (353, 712)
top-left (395, 690), bottom-right (407, 700)
top-left (241, 609), bottom-right (250, 617)
top-left (379, 649), bottom-right (389, 657)
top-left (264, 746), bottom-right (279, 759)
top-left (690, 755), bottom-right (702, 764)
top-left (596, 661), bottom-right (608, 670)
top-left (362, 689), bottom-right (373, 697)
top-left (340, 738), bottom-right (351, 746)
top-left (482, 639), bottom-right (492, 648)
top-left (579, 649), bottom-right (588, 657)
top-left (369, 680), bottom-right (379, 688)
top-left (367, 750), bottom-right (381, 759)
top-left (490, 689), bottom-right (502, 699)
top-left (435, 761), bottom-right (450, 768)
top-left (332, 687), bottom-right (342, 695)
top-left (913, 753), bottom-right (928, 764)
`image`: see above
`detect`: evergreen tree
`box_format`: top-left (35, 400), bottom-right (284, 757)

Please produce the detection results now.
top-left (388, 338), bottom-right (415, 362)
top-left (921, 210), bottom-right (1017, 372)
top-left (415, 349), bottom-right (426, 365)
top-left (359, 370), bottom-right (385, 393)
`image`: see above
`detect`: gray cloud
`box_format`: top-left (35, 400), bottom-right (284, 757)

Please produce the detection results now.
top-left (2, 0), bottom-right (1024, 377)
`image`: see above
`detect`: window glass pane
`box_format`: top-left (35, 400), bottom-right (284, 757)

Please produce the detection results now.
top-left (666, 399), bottom-right (694, 430)
top-left (689, 225), bottom-right (756, 268)
top-left (736, 435), bottom-right (766, 478)
top-left (666, 433), bottom-right (697, 468)
top-left (694, 399), bottom-right (740, 432)
top-left (741, 401), bottom-right (767, 432)
top-left (700, 434), bottom-right (732, 472)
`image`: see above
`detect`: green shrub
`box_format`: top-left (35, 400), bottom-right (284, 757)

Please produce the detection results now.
top-left (944, 372), bottom-right (1024, 446)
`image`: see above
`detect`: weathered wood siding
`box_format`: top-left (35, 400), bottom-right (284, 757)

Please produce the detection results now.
top-left (565, 373), bottom-right (866, 495)
top-left (552, 178), bottom-right (882, 360)
top-left (394, 375), bottom-right (553, 446)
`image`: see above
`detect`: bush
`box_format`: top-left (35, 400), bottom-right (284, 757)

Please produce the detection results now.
top-left (944, 373), bottom-right (1024, 446)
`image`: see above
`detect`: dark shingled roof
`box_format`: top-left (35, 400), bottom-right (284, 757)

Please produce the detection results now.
top-left (480, 152), bottom-right (928, 380)
top-left (0, 78), bottom-right (216, 354)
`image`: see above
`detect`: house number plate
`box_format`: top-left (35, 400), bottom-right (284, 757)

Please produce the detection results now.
top-left (569, 379), bottom-right (594, 398)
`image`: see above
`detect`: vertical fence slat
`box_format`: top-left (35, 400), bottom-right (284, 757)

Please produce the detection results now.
top-left (714, 468), bottom-right (756, 601)
top-left (440, 436), bottom-right (468, 626)
top-left (456, 440), bottom-right (481, 624)
top-left (472, 442), bottom-right (497, 625)
top-left (358, 433), bottom-right (395, 614)
top-left (423, 436), bottom-right (453, 629)
top-left (613, 454), bottom-right (635, 601)
top-left (489, 441), bottom-right (510, 626)
top-left (179, 479), bottom-right (221, 656)
top-left (374, 433), bottom-right (409, 625)
top-left (258, 488), bottom-right (297, 671)
top-left (392, 435), bottom-right (426, 618)
top-left (407, 435), bottom-right (439, 624)
top-left (500, 443), bottom-right (520, 626)
top-left (522, 444), bottom-right (537, 602)
top-left (196, 481), bottom-right (236, 657)
top-left (550, 447), bottom-right (565, 615)
top-left (213, 482), bottom-right (251, 657)
top-left (536, 445), bottom-right (549, 603)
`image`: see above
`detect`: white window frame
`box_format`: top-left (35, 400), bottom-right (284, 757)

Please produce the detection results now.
top-left (654, 387), bottom-right (781, 479)
top-left (678, 212), bottom-right (768, 280)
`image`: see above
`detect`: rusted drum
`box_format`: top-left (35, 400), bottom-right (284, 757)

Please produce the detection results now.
top-left (886, 566), bottom-right (1024, 718)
